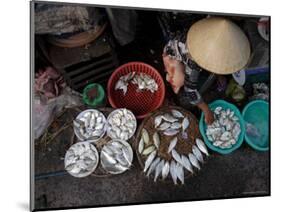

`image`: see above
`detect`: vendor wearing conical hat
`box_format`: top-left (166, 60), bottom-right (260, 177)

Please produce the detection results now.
top-left (163, 17), bottom-right (250, 124)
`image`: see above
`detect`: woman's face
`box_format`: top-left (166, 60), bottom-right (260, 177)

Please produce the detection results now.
top-left (163, 55), bottom-right (185, 94)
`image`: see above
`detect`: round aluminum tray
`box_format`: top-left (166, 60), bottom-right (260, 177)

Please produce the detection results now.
top-left (64, 141), bottom-right (99, 178)
top-left (73, 109), bottom-right (107, 143)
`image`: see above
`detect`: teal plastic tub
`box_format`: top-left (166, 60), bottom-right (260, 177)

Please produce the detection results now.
top-left (199, 100), bottom-right (246, 154)
top-left (242, 100), bottom-right (269, 151)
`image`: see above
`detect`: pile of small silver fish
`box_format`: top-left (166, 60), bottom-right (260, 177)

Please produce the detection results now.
top-left (107, 108), bottom-right (137, 141)
top-left (131, 73), bottom-right (158, 93)
top-left (100, 139), bottom-right (133, 174)
top-left (73, 109), bottom-right (107, 142)
top-left (138, 128), bottom-right (158, 156)
top-left (115, 72), bottom-right (136, 95)
top-left (154, 109), bottom-right (190, 138)
top-left (206, 107), bottom-right (241, 149)
top-left (139, 109), bottom-right (209, 185)
top-left (141, 135), bottom-right (209, 185)
top-left (139, 109), bottom-right (190, 157)
top-left (64, 142), bottom-right (99, 178)
top-left (115, 72), bottom-right (158, 95)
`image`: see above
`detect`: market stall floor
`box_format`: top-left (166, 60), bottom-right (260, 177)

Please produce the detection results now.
top-left (34, 147), bottom-right (269, 209)
top-left (34, 107), bottom-right (269, 210)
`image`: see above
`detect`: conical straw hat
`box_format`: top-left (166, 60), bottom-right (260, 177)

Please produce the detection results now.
top-left (186, 17), bottom-right (251, 74)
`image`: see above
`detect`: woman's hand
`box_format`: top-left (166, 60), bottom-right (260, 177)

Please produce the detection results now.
top-left (197, 102), bottom-right (215, 125)
top-left (204, 108), bottom-right (215, 125)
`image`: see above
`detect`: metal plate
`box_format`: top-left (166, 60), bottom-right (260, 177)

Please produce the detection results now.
top-left (64, 141), bottom-right (99, 178)
top-left (73, 109), bottom-right (107, 143)
top-left (106, 108), bottom-right (137, 141)
top-left (100, 139), bottom-right (133, 175)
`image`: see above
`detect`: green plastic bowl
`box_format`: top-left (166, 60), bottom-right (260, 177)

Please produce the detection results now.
top-left (82, 83), bottom-right (105, 107)
top-left (199, 100), bottom-right (245, 154)
top-left (242, 100), bottom-right (269, 151)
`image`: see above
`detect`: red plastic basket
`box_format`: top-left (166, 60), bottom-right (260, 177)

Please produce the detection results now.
top-left (107, 62), bottom-right (165, 119)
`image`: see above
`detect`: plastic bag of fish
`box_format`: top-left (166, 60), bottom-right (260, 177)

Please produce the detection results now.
top-left (73, 109), bottom-right (107, 142)
top-left (115, 72), bottom-right (158, 95)
top-left (107, 108), bottom-right (137, 141)
top-left (206, 107), bottom-right (241, 149)
top-left (141, 134), bottom-right (209, 185)
top-left (64, 142), bottom-right (99, 178)
top-left (100, 139), bottom-right (133, 174)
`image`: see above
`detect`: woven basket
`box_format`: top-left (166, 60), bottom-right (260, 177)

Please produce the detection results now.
top-left (134, 106), bottom-right (203, 182)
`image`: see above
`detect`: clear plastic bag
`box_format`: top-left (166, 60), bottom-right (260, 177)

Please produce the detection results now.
top-left (34, 95), bottom-right (56, 139)
top-left (33, 87), bottom-right (82, 139)
top-left (246, 122), bottom-right (261, 138)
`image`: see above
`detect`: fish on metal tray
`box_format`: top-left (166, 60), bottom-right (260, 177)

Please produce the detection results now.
top-left (107, 109), bottom-right (136, 141)
top-left (65, 142), bottom-right (99, 177)
top-left (100, 140), bottom-right (133, 174)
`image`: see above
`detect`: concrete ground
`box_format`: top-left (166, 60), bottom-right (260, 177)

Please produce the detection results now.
top-left (34, 147), bottom-right (269, 210)
top-left (34, 107), bottom-right (269, 210)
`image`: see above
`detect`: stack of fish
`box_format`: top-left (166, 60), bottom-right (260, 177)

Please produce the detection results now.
top-left (64, 142), bottom-right (99, 178)
top-left (73, 109), bottom-right (107, 142)
top-left (138, 109), bottom-right (209, 185)
top-left (140, 133), bottom-right (209, 184)
top-left (100, 139), bottom-right (133, 174)
top-left (131, 73), bottom-right (158, 93)
top-left (107, 108), bottom-right (137, 141)
top-left (154, 109), bottom-right (190, 138)
top-left (206, 107), bottom-right (241, 149)
top-left (138, 128), bottom-right (158, 155)
top-left (114, 72), bottom-right (136, 95)
top-left (115, 72), bottom-right (159, 95)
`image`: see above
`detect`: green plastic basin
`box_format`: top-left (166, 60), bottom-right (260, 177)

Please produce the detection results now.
top-left (199, 100), bottom-right (245, 154)
top-left (242, 100), bottom-right (269, 151)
